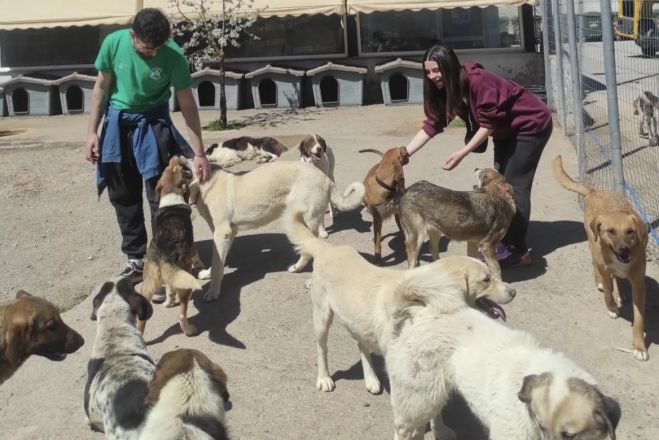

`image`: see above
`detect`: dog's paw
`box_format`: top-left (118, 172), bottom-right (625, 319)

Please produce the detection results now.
top-left (304, 279), bottom-right (313, 290)
top-left (596, 283), bottom-right (604, 292)
top-left (163, 297), bottom-right (178, 308)
top-left (607, 309), bottom-right (620, 319)
top-left (181, 320), bottom-right (198, 337)
top-left (633, 348), bottom-right (649, 362)
top-left (431, 419), bottom-right (457, 440)
top-left (198, 268), bottom-right (212, 280)
top-left (203, 289), bottom-right (221, 302)
top-left (317, 376), bottom-right (335, 392)
top-left (318, 228), bottom-right (329, 239)
top-left (288, 263), bottom-right (303, 273)
top-left (364, 376), bottom-right (382, 395)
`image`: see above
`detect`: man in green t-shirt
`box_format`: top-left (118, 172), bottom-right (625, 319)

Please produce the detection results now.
top-left (83, 8), bottom-right (210, 285)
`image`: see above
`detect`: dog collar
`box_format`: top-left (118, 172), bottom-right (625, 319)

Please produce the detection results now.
top-left (375, 176), bottom-right (398, 194)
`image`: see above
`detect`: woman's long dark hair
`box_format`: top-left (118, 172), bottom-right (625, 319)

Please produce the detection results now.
top-left (422, 44), bottom-right (470, 125)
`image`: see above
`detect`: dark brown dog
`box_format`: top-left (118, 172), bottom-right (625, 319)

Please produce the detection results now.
top-left (554, 155), bottom-right (649, 361)
top-left (359, 147), bottom-right (409, 264)
top-left (0, 291), bottom-right (84, 385)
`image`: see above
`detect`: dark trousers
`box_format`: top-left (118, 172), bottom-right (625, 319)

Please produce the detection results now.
top-left (105, 126), bottom-right (160, 260)
top-left (493, 125), bottom-right (553, 251)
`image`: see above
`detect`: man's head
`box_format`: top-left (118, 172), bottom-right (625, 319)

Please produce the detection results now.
top-left (131, 8), bottom-right (171, 59)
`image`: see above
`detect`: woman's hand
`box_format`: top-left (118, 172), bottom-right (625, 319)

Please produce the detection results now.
top-left (442, 147), bottom-right (469, 170)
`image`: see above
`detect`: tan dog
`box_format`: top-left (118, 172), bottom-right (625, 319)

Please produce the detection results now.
top-left (286, 208), bottom-right (515, 394)
top-left (0, 291), bottom-right (84, 385)
top-left (360, 147), bottom-right (409, 264)
top-left (554, 155), bottom-right (649, 361)
top-left (139, 157), bottom-right (203, 337)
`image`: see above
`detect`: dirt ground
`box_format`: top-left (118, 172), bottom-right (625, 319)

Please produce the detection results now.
top-left (0, 105), bottom-right (658, 439)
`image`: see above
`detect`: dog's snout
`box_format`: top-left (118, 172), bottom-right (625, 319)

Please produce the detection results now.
top-left (506, 284), bottom-right (517, 298)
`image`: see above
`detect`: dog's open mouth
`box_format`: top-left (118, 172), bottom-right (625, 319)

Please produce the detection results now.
top-left (611, 246), bottom-right (631, 264)
top-left (311, 151), bottom-right (322, 162)
top-left (476, 298), bottom-right (507, 321)
top-left (37, 350), bottom-right (68, 361)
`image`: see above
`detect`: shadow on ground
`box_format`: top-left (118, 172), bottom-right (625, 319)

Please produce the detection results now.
top-left (614, 276), bottom-right (659, 352)
top-left (146, 233), bottom-right (299, 347)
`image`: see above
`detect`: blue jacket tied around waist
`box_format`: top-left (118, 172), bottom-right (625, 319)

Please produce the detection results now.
top-left (96, 104), bottom-right (193, 194)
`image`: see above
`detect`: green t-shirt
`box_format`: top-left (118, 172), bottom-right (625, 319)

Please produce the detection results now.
top-left (94, 29), bottom-right (192, 113)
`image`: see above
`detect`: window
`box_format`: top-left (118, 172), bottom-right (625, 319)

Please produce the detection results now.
top-left (358, 6), bottom-right (521, 54)
top-left (0, 27), bottom-right (100, 68)
top-left (225, 14), bottom-right (346, 59)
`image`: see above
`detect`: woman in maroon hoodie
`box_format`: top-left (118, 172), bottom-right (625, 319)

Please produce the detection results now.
top-left (404, 44), bottom-right (553, 268)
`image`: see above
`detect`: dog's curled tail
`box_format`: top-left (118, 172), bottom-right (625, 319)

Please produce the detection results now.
top-left (552, 155), bottom-right (594, 196)
top-left (285, 207), bottom-right (328, 258)
top-left (330, 182), bottom-right (366, 212)
top-left (161, 264), bottom-right (203, 292)
top-left (358, 148), bottom-right (384, 157)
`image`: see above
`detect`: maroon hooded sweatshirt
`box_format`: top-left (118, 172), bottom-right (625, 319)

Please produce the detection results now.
top-left (422, 61), bottom-right (552, 141)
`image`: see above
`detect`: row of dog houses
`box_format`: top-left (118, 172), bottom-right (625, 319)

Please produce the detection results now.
top-left (0, 59), bottom-right (424, 117)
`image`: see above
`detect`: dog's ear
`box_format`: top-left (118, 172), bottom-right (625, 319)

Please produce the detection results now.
top-left (209, 362), bottom-right (230, 403)
top-left (598, 394), bottom-right (621, 440)
top-left (5, 317), bottom-right (32, 366)
top-left (518, 374), bottom-right (543, 403)
top-left (630, 215), bottom-right (648, 243)
top-left (127, 292), bottom-right (153, 321)
top-left (15, 290), bottom-right (32, 299)
top-left (399, 146), bottom-right (410, 165)
top-left (500, 182), bottom-right (514, 198)
top-left (589, 217), bottom-right (602, 242)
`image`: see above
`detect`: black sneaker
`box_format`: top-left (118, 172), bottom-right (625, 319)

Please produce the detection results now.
top-left (118, 260), bottom-right (144, 284)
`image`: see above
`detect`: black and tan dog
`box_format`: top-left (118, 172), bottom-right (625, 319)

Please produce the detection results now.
top-left (138, 157), bottom-right (203, 337)
top-left (399, 168), bottom-right (515, 279)
top-left (0, 291), bottom-right (84, 386)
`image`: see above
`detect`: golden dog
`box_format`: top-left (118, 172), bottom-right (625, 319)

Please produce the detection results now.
top-left (554, 155), bottom-right (649, 361)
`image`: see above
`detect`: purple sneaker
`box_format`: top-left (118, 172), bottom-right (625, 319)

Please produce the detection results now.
top-left (478, 241), bottom-right (512, 262)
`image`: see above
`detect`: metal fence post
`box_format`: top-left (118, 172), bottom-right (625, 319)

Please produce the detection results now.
top-left (565, 0), bottom-right (585, 182)
top-left (551, 0), bottom-right (567, 130)
top-left (539, 0), bottom-right (553, 109)
top-left (599, 0), bottom-right (625, 194)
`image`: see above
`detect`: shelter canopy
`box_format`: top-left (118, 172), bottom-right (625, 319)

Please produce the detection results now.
top-left (346, 0), bottom-right (537, 14)
top-left (144, 0), bottom-right (346, 19)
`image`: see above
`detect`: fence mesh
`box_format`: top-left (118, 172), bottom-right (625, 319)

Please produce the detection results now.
top-left (541, 0), bottom-right (659, 260)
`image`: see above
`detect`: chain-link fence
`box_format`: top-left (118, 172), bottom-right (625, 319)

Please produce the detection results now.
top-left (540, 0), bottom-right (659, 260)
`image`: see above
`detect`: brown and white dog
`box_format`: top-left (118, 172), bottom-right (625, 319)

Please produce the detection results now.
top-left (360, 147), bottom-right (409, 264)
top-left (554, 155), bottom-right (649, 361)
top-left (299, 134), bottom-right (336, 238)
top-left (139, 157), bottom-right (203, 337)
top-left (0, 290), bottom-right (84, 386)
top-left (139, 348), bottom-right (230, 440)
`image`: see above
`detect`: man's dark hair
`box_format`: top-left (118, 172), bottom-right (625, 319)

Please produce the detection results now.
top-left (132, 8), bottom-right (171, 47)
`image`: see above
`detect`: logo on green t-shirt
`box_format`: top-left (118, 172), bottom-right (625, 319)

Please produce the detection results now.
top-left (149, 67), bottom-right (163, 81)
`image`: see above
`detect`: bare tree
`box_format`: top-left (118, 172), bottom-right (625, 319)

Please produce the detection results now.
top-left (169, 0), bottom-right (260, 128)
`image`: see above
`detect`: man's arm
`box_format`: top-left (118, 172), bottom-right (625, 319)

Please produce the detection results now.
top-left (176, 87), bottom-right (210, 182)
top-left (84, 71), bottom-right (113, 164)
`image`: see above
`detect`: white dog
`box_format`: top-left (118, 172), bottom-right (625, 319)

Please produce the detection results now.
top-left (298, 134), bottom-right (336, 236)
top-left (286, 209), bottom-right (515, 395)
top-left (185, 159), bottom-right (365, 302)
top-left (386, 307), bottom-right (621, 440)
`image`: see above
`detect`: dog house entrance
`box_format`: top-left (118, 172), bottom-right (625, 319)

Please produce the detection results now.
top-left (389, 73), bottom-right (409, 103)
top-left (12, 88), bottom-right (29, 114)
top-left (320, 76), bottom-right (339, 105)
top-left (66, 85), bottom-right (84, 113)
top-left (258, 78), bottom-right (277, 107)
top-left (198, 81), bottom-right (216, 107)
